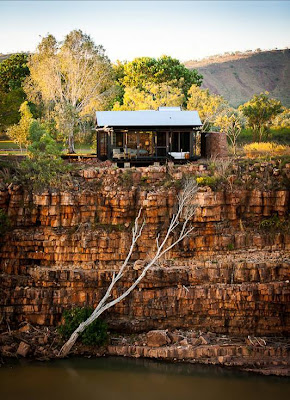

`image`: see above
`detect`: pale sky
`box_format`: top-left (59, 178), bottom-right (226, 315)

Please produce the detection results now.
top-left (0, 1), bottom-right (289, 62)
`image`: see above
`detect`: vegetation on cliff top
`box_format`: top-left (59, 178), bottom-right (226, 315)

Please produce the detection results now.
top-left (0, 33), bottom-right (289, 158)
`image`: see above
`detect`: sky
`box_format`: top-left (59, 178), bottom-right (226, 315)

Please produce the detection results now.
top-left (0, 1), bottom-right (289, 62)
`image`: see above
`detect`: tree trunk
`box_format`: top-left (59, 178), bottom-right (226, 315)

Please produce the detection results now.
top-left (68, 131), bottom-right (75, 154)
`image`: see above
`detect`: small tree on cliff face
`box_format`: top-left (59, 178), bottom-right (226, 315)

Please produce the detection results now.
top-left (25, 30), bottom-right (114, 153)
top-left (59, 178), bottom-right (198, 357)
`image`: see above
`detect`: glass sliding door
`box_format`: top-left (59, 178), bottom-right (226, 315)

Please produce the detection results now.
top-left (156, 131), bottom-right (167, 157)
top-left (171, 132), bottom-right (190, 152)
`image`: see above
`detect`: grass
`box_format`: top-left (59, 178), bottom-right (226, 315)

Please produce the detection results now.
top-left (0, 141), bottom-right (22, 154)
top-left (243, 142), bottom-right (290, 158)
top-left (0, 141), bottom-right (95, 155)
top-left (0, 141), bottom-right (20, 149)
top-left (238, 128), bottom-right (290, 145)
top-left (74, 143), bottom-right (95, 155)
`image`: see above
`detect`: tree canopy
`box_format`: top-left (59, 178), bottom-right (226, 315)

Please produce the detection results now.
top-left (0, 53), bottom-right (29, 92)
top-left (0, 53), bottom-right (30, 133)
top-left (187, 85), bottom-right (227, 130)
top-left (113, 82), bottom-right (185, 111)
top-left (0, 88), bottom-right (26, 132)
top-left (25, 30), bottom-right (115, 152)
top-left (114, 56), bottom-right (202, 107)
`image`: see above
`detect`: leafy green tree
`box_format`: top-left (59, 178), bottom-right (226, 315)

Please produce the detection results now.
top-left (0, 53), bottom-right (30, 133)
top-left (187, 85), bottom-right (227, 130)
top-left (25, 30), bottom-right (115, 153)
top-left (0, 88), bottom-right (26, 133)
top-left (6, 101), bottom-right (33, 151)
top-left (114, 56), bottom-right (202, 106)
top-left (239, 92), bottom-right (283, 141)
top-left (0, 53), bottom-right (29, 92)
top-left (113, 82), bottom-right (185, 110)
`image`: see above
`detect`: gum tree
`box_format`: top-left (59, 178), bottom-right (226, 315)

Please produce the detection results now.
top-left (25, 30), bottom-right (115, 153)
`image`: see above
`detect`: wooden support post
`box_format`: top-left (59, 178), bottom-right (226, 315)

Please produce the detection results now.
top-left (137, 131), bottom-right (140, 158)
top-left (96, 130), bottom-right (99, 158)
top-left (190, 130), bottom-right (194, 158)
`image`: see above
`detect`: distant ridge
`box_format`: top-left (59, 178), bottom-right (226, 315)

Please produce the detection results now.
top-left (185, 49), bottom-right (290, 107)
top-left (0, 53), bottom-right (14, 62)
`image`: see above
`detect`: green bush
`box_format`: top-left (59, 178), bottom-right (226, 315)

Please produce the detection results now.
top-left (58, 307), bottom-right (108, 346)
top-left (18, 121), bottom-right (71, 191)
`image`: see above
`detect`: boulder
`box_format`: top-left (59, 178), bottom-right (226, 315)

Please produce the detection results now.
top-left (146, 330), bottom-right (170, 347)
top-left (19, 324), bottom-right (30, 333)
top-left (199, 335), bottom-right (210, 345)
top-left (167, 331), bottom-right (184, 343)
top-left (179, 338), bottom-right (189, 346)
top-left (17, 341), bottom-right (31, 357)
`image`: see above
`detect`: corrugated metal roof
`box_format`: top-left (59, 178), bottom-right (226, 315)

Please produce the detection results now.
top-left (96, 109), bottom-right (202, 127)
top-left (158, 106), bottom-right (181, 111)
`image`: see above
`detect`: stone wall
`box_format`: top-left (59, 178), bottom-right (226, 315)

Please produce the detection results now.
top-left (0, 164), bottom-right (289, 335)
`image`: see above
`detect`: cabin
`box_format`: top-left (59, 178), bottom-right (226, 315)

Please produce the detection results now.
top-left (95, 107), bottom-right (217, 166)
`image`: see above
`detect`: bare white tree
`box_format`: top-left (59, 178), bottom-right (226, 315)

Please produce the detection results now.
top-left (59, 178), bottom-right (198, 357)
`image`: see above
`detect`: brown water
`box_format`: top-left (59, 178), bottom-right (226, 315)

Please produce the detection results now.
top-left (0, 357), bottom-right (289, 400)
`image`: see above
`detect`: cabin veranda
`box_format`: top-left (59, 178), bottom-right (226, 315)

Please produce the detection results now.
top-left (95, 107), bottom-right (206, 165)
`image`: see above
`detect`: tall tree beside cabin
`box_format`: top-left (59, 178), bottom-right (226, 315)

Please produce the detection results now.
top-left (24, 30), bottom-right (115, 153)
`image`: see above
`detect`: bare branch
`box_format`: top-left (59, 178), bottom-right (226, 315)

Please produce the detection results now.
top-left (59, 179), bottom-right (198, 357)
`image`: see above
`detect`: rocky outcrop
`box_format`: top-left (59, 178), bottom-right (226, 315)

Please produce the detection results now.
top-left (1, 326), bottom-right (288, 376)
top-left (0, 163), bottom-right (289, 336)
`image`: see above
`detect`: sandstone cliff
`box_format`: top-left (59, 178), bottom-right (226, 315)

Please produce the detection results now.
top-left (0, 162), bottom-right (289, 336)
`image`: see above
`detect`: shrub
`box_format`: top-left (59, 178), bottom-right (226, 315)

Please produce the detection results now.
top-left (244, 142), bottom-right (290, 158)
top-left (18, 121), bottom-right (71, 191)
top-left (58, 307), bottom-right (108, 347)
top-left (259, 215), bottom-right (290, 233)
top-left (119, 170), bottom-right (133, 187)
top-left (196, 176), bottom-right (221, 189)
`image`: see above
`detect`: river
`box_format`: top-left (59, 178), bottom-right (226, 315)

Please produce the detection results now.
top-left (0, 357), bottom-right (289, 400)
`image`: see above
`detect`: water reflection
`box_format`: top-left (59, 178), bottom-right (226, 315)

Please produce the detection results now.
top-left (0, 357), bottom-right (289, 400)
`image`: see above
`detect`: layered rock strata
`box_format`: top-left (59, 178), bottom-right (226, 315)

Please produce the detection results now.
top-left (0, 164), bottom-right (289, 336)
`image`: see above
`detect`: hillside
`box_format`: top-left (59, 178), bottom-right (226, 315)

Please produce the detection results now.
top-left (0, 53), bottom-right (14, 62)
top-left (185, 49), bottom-right (290, 107)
